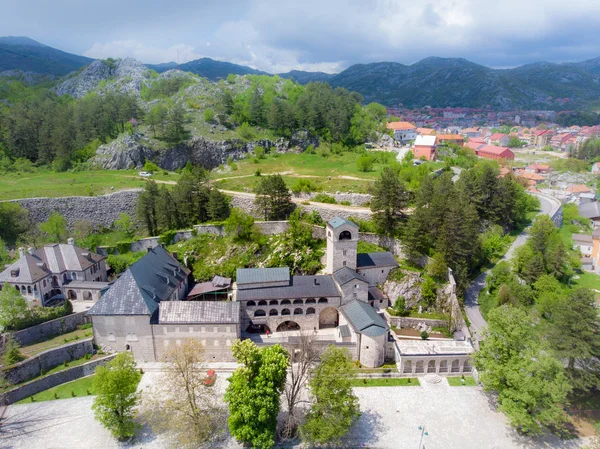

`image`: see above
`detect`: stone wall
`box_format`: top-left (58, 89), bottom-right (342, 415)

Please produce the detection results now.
top-left (293, 192), bottom-right (373, 207)
top-left (385, 313), bottom-right (448, 329)
top-left (3, 338), bottom-right (94, 385)
top-left (1, 355), bottom-right (116, 405)
top-left (8, 190), bottom-right (141, 228)
top-left (7, 312), bottom-right (90, 348)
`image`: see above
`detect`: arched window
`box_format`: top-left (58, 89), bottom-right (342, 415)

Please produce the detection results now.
top-left (439, 360), bottom-right (448, 373)
top-left (269, 300), bottom-right (279, 305)
top-left (318, 297), bottom-right (328, 304)
top-left (258, 300), bottom-right (268, 306)
top-left (247, 301), bottom-right (256, 307)
top-left (15, 285), bottom-right (20, 291)
top-left (293, 299), bottom-right (303, 305)
top-left (451, 360), bottom-right (460, 373)
top-left (281, 308), bottom-right (291, 316)
top-left (306, 298), bottom-right (316, 304)
top-left (27, 286), bottom-right (32, 294)
top-left (463, 360), bottom-right (472, 372)
top-left (269, 309), bottom-right (278, 316)
top-left (294, 308), bottom-right (303, 315)
top-left (306, 307), bottom-right (316, 315)
top-left (427, 360), bottom-right (436, 373)
top-left (403, 360), bottom-right (413, 373)
top-left (339, 230), bottom-right (352, 240)
top-left (281, 299), bottom-right (291, 305)
top-left (415, 360), bottom-right (424, 373)
top-left (254, 309), bottom-right (266, 317)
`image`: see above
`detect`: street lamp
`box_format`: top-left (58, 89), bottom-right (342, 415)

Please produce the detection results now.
top-left (418, 425), bottom-right (429, 449)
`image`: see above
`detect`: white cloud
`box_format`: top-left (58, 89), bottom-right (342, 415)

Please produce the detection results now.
top-left (83, 40), bottom-right (202, 64)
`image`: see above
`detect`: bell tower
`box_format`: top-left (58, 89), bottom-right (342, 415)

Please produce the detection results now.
top-left (326, 217), bottom-right (359, 274)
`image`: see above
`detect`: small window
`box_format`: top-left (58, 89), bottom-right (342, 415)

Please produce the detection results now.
top-left (343, 261), bottom-right (347, 267)
top-left (382, 270), bottom-right (384, 273)
top-left (343, 250), bottom-right (347, 256)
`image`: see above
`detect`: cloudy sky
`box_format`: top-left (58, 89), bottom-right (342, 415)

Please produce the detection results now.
top-left (2, 0), bottom-right (600, 73)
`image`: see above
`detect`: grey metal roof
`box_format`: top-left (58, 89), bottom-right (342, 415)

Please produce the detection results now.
top-left (332, 267), bottom-right (368, 286)
top-left (63, 280), bottom-right (110, 290)
top-left (159, 301), bottom-right (240, 324)
top-left (236, 275), bottom-right (340, 301)
top-left (357, 252), bottom-right (398, 269)
top-left (579, 202), bottom-right (600, 219)
top-left (327, 217), bottom-right (359, 230)
top-left (236, 267), bottom-right (289, 286)
top-left (572, 233), bottom-right (593, 244)
top-left (340, 300), bottom-right (388, 337)
top-left (368, 286), bottom-right (385, 302)
top-left (338, 324), bottom-right (351, 338)
top-left (87, 246), bottom-right (189, 316)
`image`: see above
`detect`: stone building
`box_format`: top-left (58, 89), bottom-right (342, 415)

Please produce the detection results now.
top-left (0, 239), bottom-right (108, 306)
top-left (395, 340), bottom-right (474, 376)
top-left (88, 217), bottom-right (401, 367)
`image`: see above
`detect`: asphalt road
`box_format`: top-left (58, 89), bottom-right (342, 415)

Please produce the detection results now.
top-left (464, 196), bottom-right (556, 340)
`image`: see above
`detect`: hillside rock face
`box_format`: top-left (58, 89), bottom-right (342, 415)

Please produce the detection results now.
top-left (92, 130), bottom-right (319, 170)
top-left (383, 273), bottom-right (423, 308)
top-left (55, 58), bottom-right (149, 98)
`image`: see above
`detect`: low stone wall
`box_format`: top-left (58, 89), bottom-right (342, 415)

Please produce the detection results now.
top-left (8, 190), bottom-right (141, 229)
top-left (1, 354), bottom-right (116, 405)
top-left (385, 313), bottom-right (448, 329)
top-left (293, 192), bottom-right (373, 207)
top-left (7, 312), bottom-right (90, 348)
top-left (3, 338), bottom-right (94, 385)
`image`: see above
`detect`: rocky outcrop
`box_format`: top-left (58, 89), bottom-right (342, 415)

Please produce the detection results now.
top-left (92, 129), bottom-right (319, 171)
top-left (383, 272), bottom-right (423, 308)
top-left (0, 69), bottom-right (52, 85)
top-left (55, 58), bottom-right (149, 98)
top-left (92, 133), bottom-right (155, 170)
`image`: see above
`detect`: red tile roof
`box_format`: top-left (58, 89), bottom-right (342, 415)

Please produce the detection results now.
top-left (387, 121), bottom-right (416, 131)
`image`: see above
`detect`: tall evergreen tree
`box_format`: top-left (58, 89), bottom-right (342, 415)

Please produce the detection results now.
top-left (370, 167), bottom-right (410, 235)
top-left (255, 174), bottom-right (293, 221)
top-left (136, 181), bottom-right (160, 235)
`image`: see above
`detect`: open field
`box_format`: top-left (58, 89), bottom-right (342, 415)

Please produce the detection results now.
top-left (0, 169), bottom-right (178, 200)
top-left (16, 375), bottom-right (96, 404)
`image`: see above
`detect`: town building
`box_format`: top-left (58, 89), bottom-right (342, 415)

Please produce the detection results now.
top-left (474, 145), bottom-right (514, 161)
top-left (436, 134), bottom-right (465, 146)
top-left (579, 202), bottom-right (600, 229)
top-left (0, 239), bottom-right (108, 306)
top-left (412, 135), bottom-right (437, 161)
top-left (395, 340), bottom-right (474, 375)
top-left (487, 133), bottom-right (510, 146)
top-left (387, 122), bottom-right (417, 144)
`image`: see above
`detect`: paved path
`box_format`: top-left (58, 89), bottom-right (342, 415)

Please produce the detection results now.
top-left (464, 195), bottom-right (558, 340)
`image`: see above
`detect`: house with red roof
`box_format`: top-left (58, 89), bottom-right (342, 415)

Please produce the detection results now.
top-left (436, 134), bottom-right (465, 146)
top-left (475, 145), bottom-right (515, 161)
top-left (387, 122), bottom-right (417, 144)
top-left (487, 133), bottom-right (510, 146)
top-left (525, 163), bottom-right (550, 174)
top-left (530, 129), bottom-right (554, 148)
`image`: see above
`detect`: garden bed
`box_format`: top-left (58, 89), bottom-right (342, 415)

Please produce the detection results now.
top-left (19, 327), bottom-right (93, 358)
top-left (447, 376), bottom-right (477, 386)
top-left (16, 375), bottom-right (96, 403)
top-left (350, 378), bottom-right (419, 387)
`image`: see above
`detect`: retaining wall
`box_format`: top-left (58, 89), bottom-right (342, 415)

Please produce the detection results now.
top-left (292, 192), bottom-right (373, 207)
top-left (8, 190), bottom-right (141, 229)
top-left (3, 338), bottom-right (94, 385)
top-left (7, 312), bottom-right (90, 347)
top-left (1, 354), bottom-right (116, 405)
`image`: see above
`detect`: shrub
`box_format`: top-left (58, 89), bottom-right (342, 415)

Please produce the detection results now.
top-left (254, 170), bottom-right (261, 177)
top-left (159, 230), bottom-right (177, 245)
top-left (3, 338), bottom-right (24, 365)
top-left (238, 122), bottom-right (255, 141)
top-left (356, 154), bottom-right (375, 172)
top-left (143, 161), bottom-right (160, 173)
top-left (292, 179), bottom-right (318, 194)
top-left (312, 193), bottom-right (336, 204)
top-left (420, 331), bottom-right (429, 340)
top-left (203, 108), bottom-right (214, 123)
top-left (393, 297), bottom-right (410, 317)
top-left (254, 146), bottom-right (266, 160)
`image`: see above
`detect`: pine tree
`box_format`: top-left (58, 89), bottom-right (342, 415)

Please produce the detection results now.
top-left (370, 167), bottom-right (409, 235)
top-left (254, 174), bottom-right (293, 220)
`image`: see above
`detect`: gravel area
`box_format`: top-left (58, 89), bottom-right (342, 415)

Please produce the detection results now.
top-left (0, 374), bottom-right (591, 449)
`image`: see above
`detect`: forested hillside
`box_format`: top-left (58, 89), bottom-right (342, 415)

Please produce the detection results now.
top-left (0, 59), bottom-right (387, 172)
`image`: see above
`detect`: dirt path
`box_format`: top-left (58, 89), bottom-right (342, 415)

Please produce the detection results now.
top-left (212, 171), bottom-right (374, 182)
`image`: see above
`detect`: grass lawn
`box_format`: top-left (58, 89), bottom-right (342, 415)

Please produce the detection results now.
top-left (0, 169), bottom-right (179, 200)
top-left (16, 375), bottom-right (96, 403)
top-left (350, 377), bottom-right (419, 387)
top-left (571, 271), bottom-right (600, 291)
top-left (353, 362), bottom-right (398, 374)
top-left (447, 376), bottom-right (477, 386)
top-left (407, 310), bottom-right (448, 320)
top-left (20, 328), bottom-right (94, 358)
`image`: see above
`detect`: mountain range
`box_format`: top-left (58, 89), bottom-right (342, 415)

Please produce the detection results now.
top-left (2, 36), bottom-right (600, 110)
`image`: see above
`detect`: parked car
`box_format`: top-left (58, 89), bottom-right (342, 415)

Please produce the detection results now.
top-left (138, 171), bottom-right (152, 177)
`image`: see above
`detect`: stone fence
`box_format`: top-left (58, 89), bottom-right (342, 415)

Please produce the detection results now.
top-left (97, 221), bottom-right (406, 258)
top-left (384, 312), bottom-right (448, 329)
top-left (1, 354), bottom-right (116, 405)
top-left (292, 192), bottom-right (372, 207)
top-left (3, 338), bottom-right (94, 385)
top-left (6, 312), bottom-right (90, 348)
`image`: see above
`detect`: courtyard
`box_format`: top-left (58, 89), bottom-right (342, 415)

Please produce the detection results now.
top-left (0, 371), bottom-right (591, 449)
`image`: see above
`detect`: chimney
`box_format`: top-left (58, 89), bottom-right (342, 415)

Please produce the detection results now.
top-left (27, 247), bottom-right (34, 255)
top-left (18, 247), bottom-right (25, 258)
top-left (67, 238), bottom-right (75, 245)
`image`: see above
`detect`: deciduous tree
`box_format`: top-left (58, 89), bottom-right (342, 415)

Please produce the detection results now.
top-left (0, 284), bottom-right (29, 331)
top-left (225, 339), bottom-right (289, 449)
top-left (92, 352), bottom-right (142, 440)
top-left (39, 212), bottom-right (68, 242)
top-left (300, 346), bottom-right (360, 446)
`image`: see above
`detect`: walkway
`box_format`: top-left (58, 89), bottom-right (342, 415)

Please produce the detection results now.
top-left (464, 194), bottom-right (560, 340)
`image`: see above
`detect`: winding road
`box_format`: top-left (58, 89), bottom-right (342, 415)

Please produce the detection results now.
top-left (464, 194), bottom-right (560, 341)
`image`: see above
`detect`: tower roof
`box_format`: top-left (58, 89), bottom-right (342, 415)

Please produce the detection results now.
top-left (327, 217), bottom-right (359, 230)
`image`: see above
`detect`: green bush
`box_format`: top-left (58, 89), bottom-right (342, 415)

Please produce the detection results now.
top-left (356, 154), bottom-right (375, 172)
top-left (159, 230), bottom-right (177, 245)
top-left (420, 331), bottom-right (429, 340)
top-left (312, 193), bottom-right (336, 204)
top-left (3, 338), bottom-right (24, 365)
top-left (292, 179), bottom-right (318, 194)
